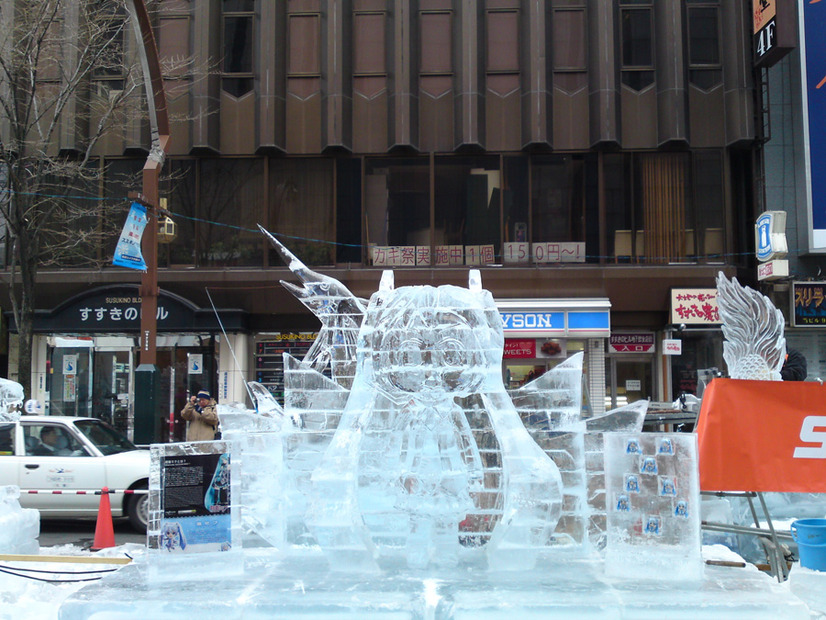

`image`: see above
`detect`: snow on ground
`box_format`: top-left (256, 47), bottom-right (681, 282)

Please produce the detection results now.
top-left (0, 544), bottom-right (144, 620)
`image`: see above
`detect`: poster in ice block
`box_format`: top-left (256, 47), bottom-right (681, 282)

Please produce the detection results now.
top-left (604, 432), bottom-right (702, 581)
top-left (147, 441), bottom-right (242, 579)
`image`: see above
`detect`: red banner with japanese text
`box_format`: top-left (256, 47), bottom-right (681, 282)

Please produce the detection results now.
top-left (696, 378), bottom-right (826, 493)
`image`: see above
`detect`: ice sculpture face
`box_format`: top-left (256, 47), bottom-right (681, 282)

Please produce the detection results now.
top-left (368, 288), bottom-right (497, 404)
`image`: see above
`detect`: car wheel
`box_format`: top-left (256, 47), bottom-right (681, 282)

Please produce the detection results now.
top-left (127, 485), bottom-right (149, 534)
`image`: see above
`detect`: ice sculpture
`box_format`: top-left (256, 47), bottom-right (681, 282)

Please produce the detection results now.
top-left (305, 271), bottom-right (563, 571)
top-left (0, 377), bottom-right (24, 423)
top-left (0, 486), bottom-right (39, 555)
top-left (604, 433), bottom-right (702, 580)
top-left (716, 272), bottom-right (785, 380)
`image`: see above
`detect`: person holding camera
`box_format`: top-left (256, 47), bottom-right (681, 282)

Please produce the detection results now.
top-left (181, 390), bottom-right (219, 441)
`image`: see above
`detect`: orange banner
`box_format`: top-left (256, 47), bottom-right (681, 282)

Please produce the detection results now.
top-left (697, 378), bottom-right (826, 493)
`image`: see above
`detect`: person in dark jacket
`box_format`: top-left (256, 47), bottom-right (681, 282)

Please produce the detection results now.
top-left (781, 348), bottom-right (807, 381)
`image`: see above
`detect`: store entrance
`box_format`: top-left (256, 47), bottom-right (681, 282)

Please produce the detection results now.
top-left (606, 356), bottom-right (654, 411)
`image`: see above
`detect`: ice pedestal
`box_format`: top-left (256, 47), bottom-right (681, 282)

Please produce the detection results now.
top-left (0, 485), bottom-right (39, 555)
top-left (787, 563), bottom-right (826, 617)
top-left (58, 548), bottom-right (811, 619)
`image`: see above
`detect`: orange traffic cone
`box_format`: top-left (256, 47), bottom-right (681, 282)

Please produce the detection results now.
top-left (91, 487), bottom-right (116, 550)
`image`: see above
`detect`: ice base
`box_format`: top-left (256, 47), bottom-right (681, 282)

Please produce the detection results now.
top-left (59, 548), bottom-right (810, 619)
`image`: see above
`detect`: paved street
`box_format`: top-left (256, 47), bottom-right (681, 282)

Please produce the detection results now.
top-left (38, 519), bottom-right (146, 549)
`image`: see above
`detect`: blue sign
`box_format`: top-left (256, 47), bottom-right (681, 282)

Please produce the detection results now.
top-left (500, 312), bottom-right (564, 332)
top-left (756, 212), bottom-right (773, 261)
top-left (802, 3), bottom-right (826, 246)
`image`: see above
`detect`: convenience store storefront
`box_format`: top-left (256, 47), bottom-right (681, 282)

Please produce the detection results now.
top-left (497, 299), bottom-right (611, 417)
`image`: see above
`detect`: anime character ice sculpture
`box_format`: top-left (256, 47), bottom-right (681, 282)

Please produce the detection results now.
top-left (0, 378), bottom-right (24, 423)
top-left (256, 231), bottom-right (563, 571)
top-left (306, 271), bottom-right (563, 571)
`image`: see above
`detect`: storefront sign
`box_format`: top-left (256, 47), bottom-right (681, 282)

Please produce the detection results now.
top-left (504, 339), bottom-right (536, 358)
top-left (663, 339), bottom-right (682, 355)
top-left (758, 259), bottom-right (789, 281)
top-left (11, 285), bottom-right (247, 334)
top-left (625, 379), bottom-right (641, 392)
top-left (793, 282), bottom-right (826, 326)
top-left (500, 312), bottom-right (565, 333)
top-left (753, 0), bottom-right (795, 68)
top-left (609, 333), bottom-right (655, 354)
top-left (503, 242), bottom-right (585, 264)
top-left (670, 289), bottom-right (720, 325)
top-left (755, 211), bottom-right (788, 261)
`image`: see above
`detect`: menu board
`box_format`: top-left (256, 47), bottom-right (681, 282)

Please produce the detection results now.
top-left (253, 333), bottom-right (317, 403)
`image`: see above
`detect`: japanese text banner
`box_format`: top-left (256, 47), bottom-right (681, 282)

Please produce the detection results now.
top-left (112, 202), bottom-right (147, 271)
top-left (696, 378), bottom-right (826, 493)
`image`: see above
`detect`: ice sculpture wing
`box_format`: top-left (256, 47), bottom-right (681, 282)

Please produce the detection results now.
top-left (259, 225), bottom-right (367, 386)
top-left (715, 271), bottom-right (785, 381)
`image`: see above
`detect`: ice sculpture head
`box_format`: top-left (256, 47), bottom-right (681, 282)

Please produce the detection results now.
top-left (363, 275), bottom-right (503, 405)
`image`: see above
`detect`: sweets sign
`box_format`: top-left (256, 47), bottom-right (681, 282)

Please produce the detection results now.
top-left (670, 289), bottom-right (720, 325)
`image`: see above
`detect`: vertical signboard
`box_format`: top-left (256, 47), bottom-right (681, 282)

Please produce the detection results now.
top-left (753, 0), bottom-right (795, 67)
top-left (801, 1), bottom-right (826, 250)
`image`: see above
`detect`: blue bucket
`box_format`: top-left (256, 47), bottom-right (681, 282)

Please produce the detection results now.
top-left (791, 519), bottom-right (826, 571)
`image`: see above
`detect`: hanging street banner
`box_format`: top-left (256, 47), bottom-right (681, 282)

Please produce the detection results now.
top-left (112, 202), bottom-right (148, 270)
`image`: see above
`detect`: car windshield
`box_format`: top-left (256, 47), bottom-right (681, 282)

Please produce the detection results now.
top-left (73, 420), bottom-right (138, 455)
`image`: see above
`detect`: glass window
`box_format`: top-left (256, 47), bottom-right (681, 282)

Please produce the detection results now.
top-left (420, 10), bottom-right (453, 96)
top-left (288, 14), bottom-right (320, 76)
top-left (436, 156), bottom-right (501, 265)
top-left (24, 424), bottom-right (87, 457)
top-left (161, 159), bottom-right (197, 267)
top-left (620, 4), bottom-right (654, 90)
top-left (692, 151), bottom-right (725, 261)
top-left (553, 10), bottom-right (586, 71)
top-left (687, 4), bottom-right (721, 90)
top-left (364, 158), bottom-right (430, 265)
top-left (199, 158), bottom-right (265, 267)
top-left (268, 158), bottom-right (335, 266)
top-left (222, 0), bottom-right (254, 97)
top-left (74, 419), bottom-right (137, 455)
top-left (531, 155), bottom-right (585, 245)
top-left (0, 424), bottom-right (13, 455)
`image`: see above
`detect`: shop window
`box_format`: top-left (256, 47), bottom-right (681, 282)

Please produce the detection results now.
top-left (222, 0), bottom-right (254, 97)
top-left (503, 156), bottom-right (528, 245)
top-left (686, 1), bottom-right (721, 91)
top-left (268, 158), bottom-right (335, 266)
top-left (637, 152), bottom-right (690, 264)
top-left (336, 158), bottom-right (362, 263)
top-left (552, 8), bottom-right (587, 94)
top-left (420, 10), bottom-right (453, 96)
top-left (620, 2), bottom-right (654, 91)
top-left (199, 158), bottom-right (265, 267)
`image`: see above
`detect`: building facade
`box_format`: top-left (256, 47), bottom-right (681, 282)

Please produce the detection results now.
top-left (1, 1), bottom-right (759, 441)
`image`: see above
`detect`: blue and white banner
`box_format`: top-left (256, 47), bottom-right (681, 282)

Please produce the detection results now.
top-left (113, 202), bottom-right (148, 270)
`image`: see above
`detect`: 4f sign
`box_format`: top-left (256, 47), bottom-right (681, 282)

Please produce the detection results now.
top-left (794, 416), bottom-right (826, 459)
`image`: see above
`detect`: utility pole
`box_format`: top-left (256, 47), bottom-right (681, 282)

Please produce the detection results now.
top-left (125, 0), bottom-right (170, 445)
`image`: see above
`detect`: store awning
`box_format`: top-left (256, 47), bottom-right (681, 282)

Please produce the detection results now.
top-left (496, 298), bottom-right (611, 338)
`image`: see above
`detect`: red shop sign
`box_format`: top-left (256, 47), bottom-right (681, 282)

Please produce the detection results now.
top-left (504, 339), bottom-right (536, 359)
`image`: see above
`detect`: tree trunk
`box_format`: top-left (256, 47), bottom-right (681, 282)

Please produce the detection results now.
top-left (14, 250), bottom-right (37, 399)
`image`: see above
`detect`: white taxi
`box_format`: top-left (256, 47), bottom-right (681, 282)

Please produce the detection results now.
top-left (0, 416), bottom-right (150, 532)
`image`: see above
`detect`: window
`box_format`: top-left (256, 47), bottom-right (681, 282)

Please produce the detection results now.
top-left (686, 2), bottom-right (721, 90)
top-left (222, 0), bottom-right (254, 97)
top-left (620, 1), bottom-right (654, 91)
top-left (420, 10), bottom-right (453, 96)
top-left (90, 2), bottom-right (126, 94)
top-left (0, 424), bottom-right (13, 455)
top-left (23, 425), bottom-right (85, 457)
top-left (486, 10), bottom-right (519, 94)
top-left (532, 156), bottom-right (586, 247)
top-left (553, 8), bottom-right (587, 93)
top-left (353, 11), bottom-right (386, 98)
top-left (158, 2), bottom-right (192, 100)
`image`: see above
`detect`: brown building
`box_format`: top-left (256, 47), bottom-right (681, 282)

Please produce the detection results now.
top-left (3, 1), bottom-right (758, 441)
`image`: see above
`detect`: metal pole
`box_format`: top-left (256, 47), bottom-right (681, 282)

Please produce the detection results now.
top-left (125, 0), bottom-right (170, 444)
